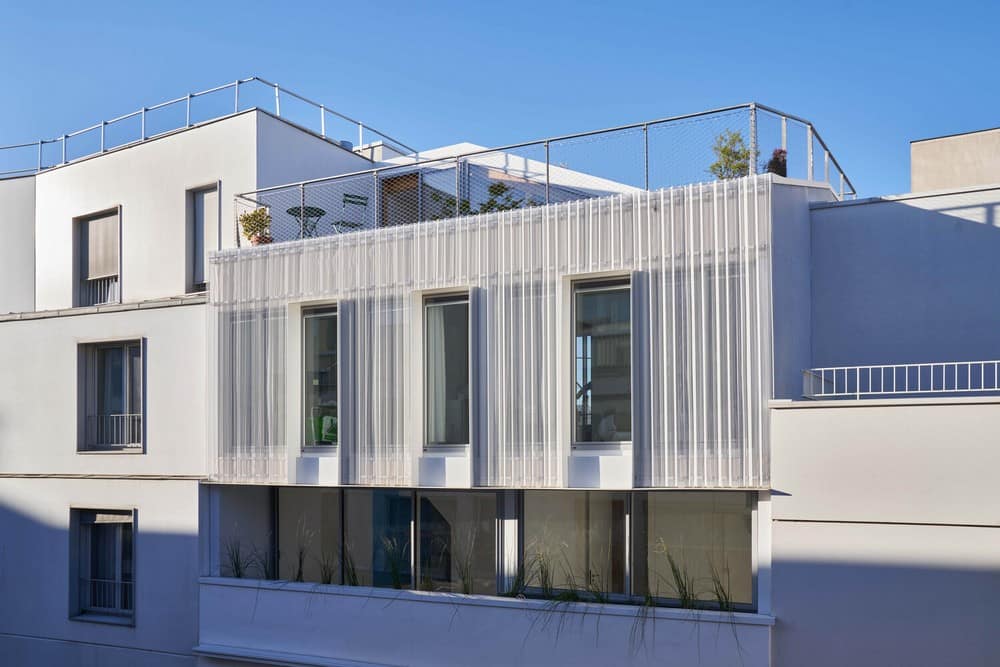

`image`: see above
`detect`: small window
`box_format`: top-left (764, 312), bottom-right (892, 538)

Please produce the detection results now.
top-left (424, 295), bottom-right (470, 447)
top-left (77, 209), bottom-right (120, 306)
top-left (573, 279), bottom-right (632, 444)
top-left (303, 307), bottom-right (338, 447)
top-left (71, 509), bottom-right (135, 622)
top-left (188, 185), bottom-right (217, 292)
top-left (79, 341), bottom-right (143, 451)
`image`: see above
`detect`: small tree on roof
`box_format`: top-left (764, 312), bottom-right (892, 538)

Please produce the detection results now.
top-left (708, 130), bottom-right (757, 180)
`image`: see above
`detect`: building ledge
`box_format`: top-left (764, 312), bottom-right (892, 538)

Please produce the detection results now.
top-left (771, 395), bottom-right (1000, 409)
top-left (0, 293), bottom-right (206, 322)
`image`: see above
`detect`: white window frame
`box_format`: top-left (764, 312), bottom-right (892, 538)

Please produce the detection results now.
top-left (422, 292), bottom-right (472, 450)
top-left (302, 306), bottom-right (340, 449)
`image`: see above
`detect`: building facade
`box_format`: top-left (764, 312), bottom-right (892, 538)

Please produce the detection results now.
top-left (1, 81), bottom-right (998, 667)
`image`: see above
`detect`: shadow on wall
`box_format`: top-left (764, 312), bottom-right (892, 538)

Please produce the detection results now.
top-left (811, 194), bottom-right (1000, 366)
top-left (0, 497), bottom-right (199, 667)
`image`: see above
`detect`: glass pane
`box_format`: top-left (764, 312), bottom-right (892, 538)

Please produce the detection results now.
top-left (425, 299), bottom-right (470, 445)
top-left (344, 489), bottom-right (412, 589)
top-left (418, 492), bottom-right (495, 594)
top-left (97, 346), bottom-right (125, 416)
top-left (574, 284), bottom-right (631, 443)
top-left (633, 492), bottom-right (753, 606)
top-left (303, 310), bottom-right (338, 446)
top-left (127, 343), bottom-right (141, 415)
top-left (523, 490), bottom-right (627, 596)
top-left (278, 488), bottom-right (342, 584)
top-left (120, 524), bottom-right (133, 610)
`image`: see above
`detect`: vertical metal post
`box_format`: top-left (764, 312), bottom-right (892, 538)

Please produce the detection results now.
top-left (454, 157), bottom-right (460, 212)
top-left (839, 172), bottom-right (845, 198)
top-left (643, 123), bottom-right (649, 190)
top-left (62, 135), bottom-right (67, 164)
top-left (100, 122), bottom-right (106, 152)
top-left (186, 94), bottom-right (192, 126)
top-left (748, 104), bottom-right (758, 176)
top-left (824, 150), bottom-right (830, 183)
top-left (299, 183), bottom-right (306, 239)
top-left (274, 84), bottom-right (281, 116)
top-left (373, 170), bottom-right (380, 227)
top-left (320, 105), bottom-right (326, 137)
top-left (36, 141), bottom-right (42, 171)
top-left (234, 80), bottom-right (240, 113)
top-left (544, 141), bottom-right (550, 204)
top-left (780, 116), bottom-right (787, 150)
top-left (140, 108), bottom-right (146, 140)
top-left (806, 125), bottom-right (814, 180)
top-left (358, 123), bottom-right (364, 148)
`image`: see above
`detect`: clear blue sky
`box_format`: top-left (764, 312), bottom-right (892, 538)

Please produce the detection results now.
top-left (1, 1), bottom-right (996, 197)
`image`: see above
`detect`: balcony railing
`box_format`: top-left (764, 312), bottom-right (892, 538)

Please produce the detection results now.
top-left (803, 361), bottom-right (1000, 399)
top-left (0, 76), bottom-right (415, 179)
top-left (79, 275), bottom-right (120, 306)
top-left (80, 577), bottom-right (133, 615)
top-left (84, 414), bottom-right (143, 449)
top-left (234, 102), bottom-right (855, 247)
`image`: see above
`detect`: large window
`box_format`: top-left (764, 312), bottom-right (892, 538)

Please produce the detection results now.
top-left (79, 341), bottom-right (143, 451)
top-left (77, 209), bottom-right (120, 306)
top-left (188, 185), bottom-right (217, 292)
top-left (303, 307), bottom-right (338, 447)
top-left (523, 490), bottom-right (627, 596)
top-left (424, 294), bottom-right (470, 447)
top-left (72, 509), bottom-right (134, 621)
top-left (344, 489), bottom-right (412, 588)
top-left (418, 491), bottom-right (495, 594)
top-left (277, 488), bottom-right (342, 583)
top-left (574, 279), bottom-right (631, 444)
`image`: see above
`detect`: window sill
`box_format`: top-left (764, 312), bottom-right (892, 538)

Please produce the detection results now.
top-left (422, 443), bottom-right (470, 455)
top-left (77, 447), bottom-right (145, 455)
top-left (70, 611), bottom-right (134, 627)
top-left (571, 441), bottom-right (632, 454)
top-left (301, 445), bottom-right (338, 456)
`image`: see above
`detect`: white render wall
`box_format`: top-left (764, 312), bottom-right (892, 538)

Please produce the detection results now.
top-left (209, 177), bottom-right (774, 489)
top-left (0, 175), bottom-right (36, 314)
top-left (769, 398), bottom-right (1000, 666)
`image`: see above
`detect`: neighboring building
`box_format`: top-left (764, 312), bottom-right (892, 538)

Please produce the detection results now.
top-left (911, 126), bottom-right (1000, 191)
top-left (1, 80), bottom-right (998, 667)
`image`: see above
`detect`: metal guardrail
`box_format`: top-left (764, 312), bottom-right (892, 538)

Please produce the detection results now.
top-left (233, 102), bottom-right (856, 248)
top-left (803, 361), bottom-right (1000, 399)
top-left (0, 76), bottom-right (415, 178)
top-left (79, 276), bottom-right (120, 307)
top-left (85, 413), bottom-right (143, 448)
top-left (80, 577), bottom-right (133, 615)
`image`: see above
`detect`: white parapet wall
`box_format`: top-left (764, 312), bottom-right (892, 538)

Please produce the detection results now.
top-left (196, 578), bottom-right (772, 667)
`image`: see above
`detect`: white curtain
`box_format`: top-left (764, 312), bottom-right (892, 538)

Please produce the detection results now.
top-left (425, 304), bottom-right (448, 444)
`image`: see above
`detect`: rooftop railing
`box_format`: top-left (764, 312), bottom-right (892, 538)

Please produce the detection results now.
top-left (803, 361), bottom-right (1000, 399)
top-left (0, 76), bottom-right (415, 179)
top-left (233, 102), bottom-right (856, 247)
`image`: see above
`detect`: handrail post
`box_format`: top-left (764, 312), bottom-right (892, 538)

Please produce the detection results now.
top-left (544, 140), bottom-right (550, 204)
top-left (748, 103), bottom-right (758, 176)
top-left (824, 150), bottom-right (830, 183)
top-left (140, 108), bottom-right (146, 140)
top-left (299, 183), bottom-right (306, 239)
top-left (643, 123), bottom-right (649, 190)
top-left (454, 157), bottom-right (460, 213)
top-left (274, 84), bottom-right (280, 116)
top-left (100, 121), bottom-right (106, 152)
top-left (62, 135), bottom-right (67, 164)
top-left (186, 94), bottom-right (192, 127)
top-left (780, 116), bottom-right (787, 151)
top-left (320, 105), bottom-right (326, 138)
top-left (806, 124), bottom-right (814, 180)
top-left (358, 123), bottom-right (364, 148)
top-left (234, 80), bottom-right (240, 113)
top-left (36, 141), bottom-right (42, 171)
top-left (373, 170), bottom-right (380, 228)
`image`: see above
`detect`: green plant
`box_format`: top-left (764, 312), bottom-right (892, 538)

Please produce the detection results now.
top-left (429, 181), bottom-right (540, 220)
top-left (381, 535), bottom-right (409, 589)
top-left (709, 561), bottom-right (734, 613)
top-left (316, 548), bottom-right (338, 585)
top-left (251, 541), bottom-right (277, 580)
top-left (223, 535), bottom-right (251, 579)
top-left (501, 561), bottom-right (530, 598)
top-left (290, 521), bottom-right (313, 583)
top-left (238, 207), bottom-right (272, 243)
top-left (342, 543), bottom-right (360, 586)
top-left (708, 130), bottom-right (757, 180)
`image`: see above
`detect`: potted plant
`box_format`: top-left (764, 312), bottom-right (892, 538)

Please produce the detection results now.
top-left (766, 148), bottom-right (788, 177)
top-left (239, 208), bottom-right (273, 246)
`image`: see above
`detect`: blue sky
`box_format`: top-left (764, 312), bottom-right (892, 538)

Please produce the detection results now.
top-left (1, 1), bottom-right (996, 196)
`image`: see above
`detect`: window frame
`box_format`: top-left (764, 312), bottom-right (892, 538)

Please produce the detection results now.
top-left (74, 206), bottom-right (122, 307)
top-left (69, 507), bottom-right (136, 626)
top-left (77, 338), bottom-right (145, 453)
top-left (301, 306), bottom-right (340, 450)
top-left (422, 292), bottom-right (472, 450)
top-left (570, 277), bottom-right (634, 448)
top-left (186, 182), bottom-right (220, 293)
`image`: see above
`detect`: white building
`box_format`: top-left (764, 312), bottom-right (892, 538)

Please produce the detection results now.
top-left (0, 79), bottom-right (997, 667)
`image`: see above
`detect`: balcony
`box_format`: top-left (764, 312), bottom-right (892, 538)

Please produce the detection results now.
top-left (197, 577), bottom-right (772, 667)
top-left (79, 275), bottom-right (119, 307)
top-left (233, 103), bottom-right (855, 247)
top-left (803, 360), bottom-right (1000, 399)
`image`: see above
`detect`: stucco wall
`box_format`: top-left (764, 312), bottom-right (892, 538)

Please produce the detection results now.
top-left (911, 129), bottom-right (1000, 192)
top-left (0, 175), bottom-right (36, 314)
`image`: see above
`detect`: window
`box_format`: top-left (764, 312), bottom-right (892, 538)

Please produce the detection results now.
top-left (574, 279), bottom-right (631, 444)
top-left (277, 488), bottom-right (342, 583)
top-left (77, 209), bottom-right (120, 306)
top-left (418, 491), bottom-right (495, 594)
top-left (424, 295), bottom-right (470, 447)
top-left (79, 341), bottom-right (143, 451)
top-left (343, 489), bottom-right (412, 588)
top-left (523, 490), bottom-right (628, 596)
top-left (71, 509), bottom-right (134, 622)
top-left (303, 307), bottom-right (338, 447)
top-left (188, 185), bottom-right (218, 292)
top-left (632, 492), bottom-right (753, 606)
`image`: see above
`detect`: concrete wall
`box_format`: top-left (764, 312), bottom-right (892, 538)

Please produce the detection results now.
top-left (255, 111), bottom-right (372, 189)
top-left (0, 302), bottom-right (206, 476)
top-left (911, 128), bottom-right (1000, 192)
top-left (770, 398), bottom-right (1000, 666)
top-left (0, 477), bottom-right (200, 667)
top-left (810, 187), bottom-right (1000, 367)
top-left (0, 175), bottom-right (36, 314)
top-left (197, 578), bottom-right (772, 667)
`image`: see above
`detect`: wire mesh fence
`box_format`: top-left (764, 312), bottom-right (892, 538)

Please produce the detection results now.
top-left (0, 76), bottom-right (413, 178)
top-left (235, 104), bottom-right (855, 247)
